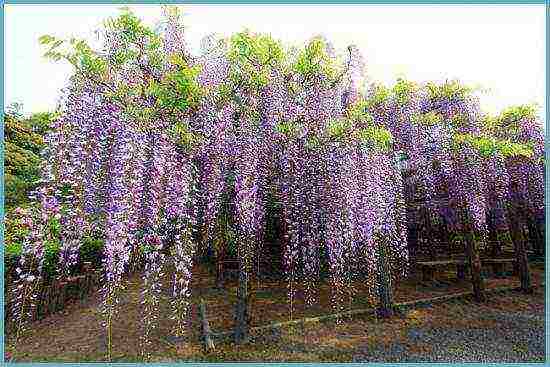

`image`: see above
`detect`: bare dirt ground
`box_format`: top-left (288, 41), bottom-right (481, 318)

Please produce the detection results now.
top-left (4, 260), bottom-right (545, 362)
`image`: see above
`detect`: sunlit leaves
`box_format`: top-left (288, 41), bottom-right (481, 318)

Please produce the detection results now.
top-left (275, 121), bottom-right (302, 138)
top-left (392, 78), bottom-right (417, 105)
top-left (293, 36), bottom-right (340, 81)
top-left (411, 111), bottom-right (443, 126)
top-left (104, 7), bottom-right (154, 43)
top-left (162, 64), bottom-right (203, 112)
top-left (229, 30), bottom-right (284, 67)
top-left (40, 35), bottom-right (107, 76)
top-left (346, 100), bottom-right (373, 126)
top-left (228, 30), bottom-right (284, 91)
top-left (426, 79), bottom-right (473, 101)
top-left (449, 112), bottom-right (468, 128)
top-left (40, 7), bottom-right (202, 122)
top-left (498, 104), bottom-right (537, 124)
top-left (365, 84), bottom-right (390, 109)
top-left (326, 118), bottom-right (352, 141)
top-left (357, 126), bottom-right (393, 151)
top-left (452, 133), bottom-right (533, 158)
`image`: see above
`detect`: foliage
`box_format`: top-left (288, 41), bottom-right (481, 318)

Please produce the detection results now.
top-left (392, 78), bottom-right (418, 105)
top-left (365, 84), bottom-right (390, 108)
top-left (452, 133), bottom-right (533, 158)
top-left (411, 111), bottom-right (443, 126)
top-left (228, 30), bottom-right (285, 90)
top-left (3, 112), bottom-right (54, 208)
top-left (79, 237), bottom-right (106, 269)
top-left (426, 79), bottom-right (473, 101)
top-left (293, 36), bottom-right (341, 81)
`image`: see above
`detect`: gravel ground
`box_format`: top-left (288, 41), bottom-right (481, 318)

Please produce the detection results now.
top-left (352, 303), bottom-right (545, 363)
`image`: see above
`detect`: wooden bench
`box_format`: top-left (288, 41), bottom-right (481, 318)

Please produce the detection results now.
top-left (417, 260), bottom-right (467, 281)
top-left (481, 258), bottom-right (516, 277)
top-left (418, 258), bottom-right (517, 281)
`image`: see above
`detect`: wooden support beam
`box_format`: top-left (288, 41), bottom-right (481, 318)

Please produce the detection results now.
top-left (234, 266), bottom-right (250, 344)
top-left (375, 236), bottom-right (394, 318)
top-left (509, 218), bottom-right (532, 293)
top-left (456, 263), bottom-right (468, 280)
top-left (198, 299), bottom-right (215, 352)
top-left (464, 229), bottom-right (485, 302)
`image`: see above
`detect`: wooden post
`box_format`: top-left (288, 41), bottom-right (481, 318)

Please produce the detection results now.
top-left (66, 276), bottom-right (74, 301)
top-left (82, 262), bottom-right (92, 295)
top-left (57, 279), bottom-right (67, 312)
top-left (508, 209), bottom-right (532, 293)
top-left (198, 299), bottom-right (215, 352)
top-left (375, 235), bottom-right (394, 318)
top-left (36, 283), bottom-right (46, 320)
top-left (30, 278), bottom-right (41, 321)
top-left (43, 285), bottom-right (51, 317)
top-left (527, 216), bottom-right (544, 258)
top-left (49, 281), bottom-right (58, 314)
top-left (464, 229), bottom-right (485, 302)
top-left (215, 248), bottom-right (225, 289)
top-left (456, 263), bottom-right (468, 280)
top-left (234, 262), bottom-right (250, 344)
top-left (76, 275), bottom-right (85, 299)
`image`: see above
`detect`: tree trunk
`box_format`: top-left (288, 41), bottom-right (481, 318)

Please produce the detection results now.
top-left (234, 264), bottom-right (249, 344)
top-left (464, 229), bottom-right (485, 302)
top-left (215, 248), bottom-right (225, 289)
top-left (527, 216), bottom-right (544, 258)
top-left (426, 213), bottom-right (437, 261)
top-left (375, 236), bottom-right (394, 318)
top-left (198, 299), bottom-right (215, 352)
top-left (508, 208), bottom-right (532, 293)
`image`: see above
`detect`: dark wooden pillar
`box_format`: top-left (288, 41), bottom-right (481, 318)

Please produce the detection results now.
top-left (487, 214), bottom-right (502, 257)
top-left (198, 299), bottom-right (215, 352)
top-left (456, 262), bottom-right (468, 280)
top-left (215, 246), bottom-right (226, 289)
top-left (234, 261), bottom-right (250, 344)
top-left (526, 215), bottom-right (544, 258)
top-left (508, 206), bottom-right (532, 293)
top-left (464, 229), bottom-right (485, 302)
top-left (375, 235), bottom-right (394, 318)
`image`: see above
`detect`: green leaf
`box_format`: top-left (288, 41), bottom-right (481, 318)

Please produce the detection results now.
top-left (358, 126), bottom-right (393, 151)
top-left (392, 78), bottom-right (417, 105)
top-left (412, 111), bottom-right (443, 126)
top-left (38, 34), bottom-right (55, 45)
top-left (452, 133), bottom-right (533, 158)
top-left (365, 84), bottom-right (390, 109)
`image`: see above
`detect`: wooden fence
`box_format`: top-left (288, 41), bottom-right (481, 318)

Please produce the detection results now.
top-left (5, 263), bottom-right (102, 325)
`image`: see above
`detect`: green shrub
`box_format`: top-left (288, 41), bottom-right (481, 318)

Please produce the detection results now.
top-left (79, 236), bottom-right (105, 269)
top-left (3, 113), bottom-right (46, 209)
top-left (42, 240), bottom-right (61, 281)
top-left (4, 237), bottom-right (105, 284)
top-left (6, 242), bottom-right (22, 257)
top-left (5, 243), bottom-right (22, 281)
top-left (4, 240), bottom-right (61, 282)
